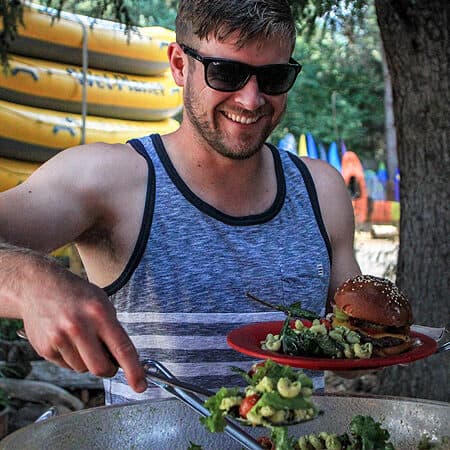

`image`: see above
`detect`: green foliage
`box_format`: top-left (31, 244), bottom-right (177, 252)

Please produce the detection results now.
top-left (0, 387), bottom-right (9, 410)
top-left (0, 0), bottom-right (24, 71)
top-left (133, 0), bottom-right (177, 28)
top-left (272, 5), bottom-right (385, 159)
top-left (0, 318), bottom-right (23, 341)
top-left (46, 0), bottom-right (177, 29)
top-left (41, 0), bottom-right (134, 27)
top-left (0, 0), bottom-right (137, 70)
top-left (288, 0), bottom-right (369, 37)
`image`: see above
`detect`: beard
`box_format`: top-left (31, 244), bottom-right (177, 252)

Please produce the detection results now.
top-left (183, 81), bottom-right (283, 160)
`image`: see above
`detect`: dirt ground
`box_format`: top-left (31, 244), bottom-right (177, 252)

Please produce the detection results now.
top-left (353, 230), bottom-right (399, 281)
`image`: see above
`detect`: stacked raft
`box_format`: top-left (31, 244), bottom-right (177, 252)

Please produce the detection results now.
top-left (0, 2), bottom-right (181, 186)
top-left (0, 3), bottom-right (182, 268)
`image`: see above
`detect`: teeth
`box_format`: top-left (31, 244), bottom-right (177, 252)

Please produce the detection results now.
top-left (223, 112), bottom-right (259, 124)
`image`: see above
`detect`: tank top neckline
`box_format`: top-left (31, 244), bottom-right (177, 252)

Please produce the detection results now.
top-left (151, 134), bottom-right (286, 226)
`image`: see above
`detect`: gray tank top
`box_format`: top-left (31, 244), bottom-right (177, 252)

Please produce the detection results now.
top-left (104, 134), bottom-right (331, 404)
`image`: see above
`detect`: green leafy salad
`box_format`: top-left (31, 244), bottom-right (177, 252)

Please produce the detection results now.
top-left (192, 414), bottom-right (400, 449)
top-left (201, 359), bottom-right (318, 430)
top-left (258, 299), bottom-right (373, 359)
top-left (264, 415), bottom-right (396, 450)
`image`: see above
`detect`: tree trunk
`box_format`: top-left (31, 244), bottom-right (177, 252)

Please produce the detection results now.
top-left (374, 0), bottom-right (449, 401)
top-left (381, 43), bottom-right (397, 189)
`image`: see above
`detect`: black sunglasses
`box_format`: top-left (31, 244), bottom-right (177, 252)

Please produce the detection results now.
top-left (180, 44), bottom-right (301, 96)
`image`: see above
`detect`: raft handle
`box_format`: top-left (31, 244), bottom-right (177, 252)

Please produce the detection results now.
top-left (52, 125), bottom-right (76, 137)
top-left (12, 67), bottom-right (39, 81)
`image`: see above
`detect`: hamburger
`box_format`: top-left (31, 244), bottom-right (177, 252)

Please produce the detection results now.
top-left (331, 275), bottom-right (414, 357)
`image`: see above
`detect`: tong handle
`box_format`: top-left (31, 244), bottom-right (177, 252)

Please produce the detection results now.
top-left (143, 360), bottom-right (264, 450)
top-left (144, 368), bottom-right (214, 397)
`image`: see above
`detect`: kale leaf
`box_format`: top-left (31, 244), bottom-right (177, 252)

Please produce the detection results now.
top-left (348, 415), bottom-right (395, 450)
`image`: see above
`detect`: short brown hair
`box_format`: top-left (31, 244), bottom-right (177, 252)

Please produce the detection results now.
top-left (176, 0), bottom-right (296, 52)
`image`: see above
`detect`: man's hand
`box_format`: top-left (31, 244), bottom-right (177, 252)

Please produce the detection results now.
top-left (2, 248), bottom-right (147, 393)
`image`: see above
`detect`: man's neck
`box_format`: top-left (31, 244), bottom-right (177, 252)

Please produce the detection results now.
top-left (161, 130), bottom-right (277, 217)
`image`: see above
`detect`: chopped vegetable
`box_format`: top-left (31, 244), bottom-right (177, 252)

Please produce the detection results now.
top-left (201, 360), bottom-right (318, 431)
top-left (270, 427), bottom-right (297, 450)
top-left (267, 415), bottom-right (396, 449)
top-left (187, 442), bottom-right (203, 450)
top-left (347, 415), bottom-right (395, 449)
top-left (239, 393), bottom-right (260, 418)
top-left (261, 316), bottom-right (373, 360)
top-left (250, 415), bottom-right (397, 449)
top-left (200, 386), bottom-right (241, 432)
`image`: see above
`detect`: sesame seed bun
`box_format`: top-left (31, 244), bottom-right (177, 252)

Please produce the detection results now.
top-left (334, 275), bottom-right (413, 327)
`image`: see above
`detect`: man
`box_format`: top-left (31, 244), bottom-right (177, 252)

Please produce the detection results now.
top-left (0, 0), bottom-right (360, 404)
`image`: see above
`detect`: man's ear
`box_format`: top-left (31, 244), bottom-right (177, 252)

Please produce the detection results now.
top-left (168, 42), bottom-right (187, 87)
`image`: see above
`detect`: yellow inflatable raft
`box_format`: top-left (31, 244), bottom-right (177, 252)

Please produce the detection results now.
top-left (3, 3), bottom-right (175, 75)
top-left (0, 157), bottom-right (39, 191)
top-left (0, 99), bottom-right (179, 162)
top-left (0, 54), bottom-right (182, 121)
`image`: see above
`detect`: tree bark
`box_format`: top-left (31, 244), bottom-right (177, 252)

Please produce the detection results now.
top-left (374, 0), bottom-right (449, 401)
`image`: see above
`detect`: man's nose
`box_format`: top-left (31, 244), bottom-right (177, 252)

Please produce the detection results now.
top-left (233, 75), bottom-right (265, 110)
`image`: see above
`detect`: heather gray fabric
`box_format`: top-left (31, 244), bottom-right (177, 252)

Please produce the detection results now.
top-left (104, 134), bottom-right (331, 404)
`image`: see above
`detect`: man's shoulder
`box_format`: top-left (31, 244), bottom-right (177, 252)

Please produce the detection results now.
top-left (63, 141), bottom-right (137, 161)
top-left (53, 142), bottom-right (144, 175)
top-left (299, 157), bottom-right (342, 183)
top-left (37, 141), bottom-right (149, 197)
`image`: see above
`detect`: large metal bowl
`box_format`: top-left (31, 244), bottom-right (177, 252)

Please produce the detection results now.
top-left (1, 394), bottom-right (449, 449)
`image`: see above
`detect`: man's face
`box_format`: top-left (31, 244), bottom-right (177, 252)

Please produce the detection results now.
top-left (182, 37), bottom-right (291, 160)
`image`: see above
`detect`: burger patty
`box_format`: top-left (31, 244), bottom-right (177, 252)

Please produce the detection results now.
top-left (361, 334), bottom-right (407, 348)
top-left (349, 318), bottom-right (410, 335)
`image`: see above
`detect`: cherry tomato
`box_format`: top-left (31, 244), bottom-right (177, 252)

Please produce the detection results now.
top-left (320, 318), bottom-right (331, 330)
top-left (247, 361), bottom-right (266, 377)
top-left (257, 436), bottom-right (275, 450)
top-left (239, 394), bottom-right (260, 418)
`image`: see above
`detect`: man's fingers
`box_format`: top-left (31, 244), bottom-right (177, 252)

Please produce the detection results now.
top-left (102, 329), bottom-right (147, 393)
top-left (55, 340), bottom-right (89, 373)
top-left (71, 331), bottom-right (119, 378)
top-left (47, 356), bottom-right (72, 370)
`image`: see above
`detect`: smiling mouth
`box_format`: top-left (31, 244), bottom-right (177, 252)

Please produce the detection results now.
top-left (221, 111), bottom-right (261, 125)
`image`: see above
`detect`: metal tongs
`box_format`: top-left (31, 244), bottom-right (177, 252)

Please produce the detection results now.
top-left (143, 360), bottom-right (264, 450)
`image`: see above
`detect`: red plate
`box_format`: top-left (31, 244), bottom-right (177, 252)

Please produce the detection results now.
top-left (226, 321), bottom-right (438, 370)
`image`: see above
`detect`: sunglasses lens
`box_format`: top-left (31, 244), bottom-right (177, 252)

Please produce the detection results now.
top-left (206, 61), bottom-right (249, 91)
top-left (258, 66), bottom-right (298, 95)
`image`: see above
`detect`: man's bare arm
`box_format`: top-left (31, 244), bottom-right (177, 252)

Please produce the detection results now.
top-left (303, 158), bottom-right (361, 310)
top-left (0, 144), bottom-right (117, 253)
top-left (0, 240), bottom-right (147, 392)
